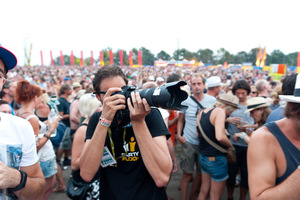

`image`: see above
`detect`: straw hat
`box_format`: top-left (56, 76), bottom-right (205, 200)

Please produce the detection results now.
top-left (279, 73), bottom-right (300, 103)
top-left (244, 97), bottom-right (270, 113)
top-left (218, 94), bottom-right (239, 109)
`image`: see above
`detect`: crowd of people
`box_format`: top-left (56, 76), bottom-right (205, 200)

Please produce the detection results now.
top-left (1, 45), bottom-right (300, 200)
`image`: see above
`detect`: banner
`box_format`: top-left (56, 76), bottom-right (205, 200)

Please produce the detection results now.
top-left (40, 51), bottom-right (43, 66)
top-left (50, 51), bottom-right (54, 66)
top-left (109, 50), bottom-right (113, 65)
top-left (91, 51), bottom-right (94, 66)
top-left (70, 51), bottom-right (75, 66)
top-left (129, 51), bottom-right (133, 66)
top-left (100, 51), bottom-right (104, 66)
top-left (138, 51), bottom-right (142, 65)
top-left (60, 51), bottom-right (64, 66)
top-left (271, 64), bottom-right (286, 74)
top-left (80, 51), bottom-right (84, 67)
top-left (119, 50), bottom-right (123, 66)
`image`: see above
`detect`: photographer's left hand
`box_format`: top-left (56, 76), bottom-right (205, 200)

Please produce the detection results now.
top-left (128, 92), bottom-right (151, 122)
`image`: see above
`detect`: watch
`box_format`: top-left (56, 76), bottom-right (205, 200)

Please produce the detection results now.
top-left (8, 170), bottom-right (27, 192)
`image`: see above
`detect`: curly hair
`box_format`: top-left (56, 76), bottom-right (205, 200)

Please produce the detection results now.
top-left (15, 80), bottom-right (43, 104)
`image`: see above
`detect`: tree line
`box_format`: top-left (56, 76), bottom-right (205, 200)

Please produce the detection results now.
top-left (54, 47), bottom-right (298, 66)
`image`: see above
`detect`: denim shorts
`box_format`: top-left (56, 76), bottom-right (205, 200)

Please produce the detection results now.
top-left (39, 157), bottom-right (57, 178)
top-left (199, 154), bottom-right (228, 182)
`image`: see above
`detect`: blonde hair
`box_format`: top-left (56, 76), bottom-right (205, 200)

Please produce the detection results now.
top-left (40, 93), bottom-right (50, 104)
top-left (214, 101), bottom-right (237, 113)
top-left (78, 93), bottom-right (101, 118)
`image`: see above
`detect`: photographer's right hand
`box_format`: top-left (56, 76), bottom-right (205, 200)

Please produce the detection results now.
top-left (101, 87), bottom-right (126, 121)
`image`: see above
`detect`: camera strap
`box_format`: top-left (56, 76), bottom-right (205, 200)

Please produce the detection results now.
top-left (190, 96), bottom-right (204, 110)
top-left (107, 127), bottom-right (128, 166)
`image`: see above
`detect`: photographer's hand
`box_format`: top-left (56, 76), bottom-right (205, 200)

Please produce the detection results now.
top-left (128, 92), bottom-right (151, 122)
top-left (101, 87), bottom-right (126, 121)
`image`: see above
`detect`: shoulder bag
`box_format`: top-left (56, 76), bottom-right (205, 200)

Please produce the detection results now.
top-left (196, 111), bottom-right (236, 163)
top-left (66, 175), bottom-right (90, 200)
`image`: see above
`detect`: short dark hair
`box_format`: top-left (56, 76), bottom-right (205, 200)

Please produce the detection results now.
top-left (282, 74), bottom-right (297, 95)
top-left (93, 64), bottom-right (128, 92)
top-left (284, 102), bottom-right (300, 120)
top-left (232, 79), bottom-right (251, 95)
top-left (59, 84), bottom-right (71, 95)
top-left (166, 74), bottom-right (180, 83)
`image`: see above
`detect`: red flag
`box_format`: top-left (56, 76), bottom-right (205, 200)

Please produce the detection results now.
top-left (80, 51), bottom-right (84, 67)
top-left (40, 51), bottom-right (44, 66)
top-left (60, 51), bottom-right (64, 66)
top-left (119, 50), bottom-right (123, 66)
top-left (70, 51), bottom-right (75, 66)
top-left (129, 51), bottom-right (133, 66)
top-left (91, 51), bottom-right (94, 66)
top-left (50, 51), bottom-right (54, 66)
top-left (109, 50), bottom-right (113, 65)
top-left (100, 51), bottom-right (104, 66)
top-left (138, 51), bottom-right (142, 65)
top-left (297, 52), bottom-right (300, 67)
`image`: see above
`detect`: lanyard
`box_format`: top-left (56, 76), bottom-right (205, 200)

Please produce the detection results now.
top-left (108, 127), bottom-right (128, 162)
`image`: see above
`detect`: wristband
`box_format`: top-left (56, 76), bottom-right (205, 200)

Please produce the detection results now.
top-left (8, 170), bottom-right (27, 192)
top-left (99, 117), bottom-right (112, 127)
top-left (240, 132), bottom-right (247, 140)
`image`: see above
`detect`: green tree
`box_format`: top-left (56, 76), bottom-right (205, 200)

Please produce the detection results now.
top-left (173, 48), bottom-right (196, 61)
top-left (248, 48), bottom-right (259, 65)
top-left (285, 52), bottom-right (298, 66)
top-left (233, 51), bottom-right (248, 64)
top-left (215, 48), bottom-right (234, 64)
top-left (156, 50), bottom-right (171, 60)
top-left (140, 47), bottom-right (155, 65)
top-left (195, 49), bottom-right (214, 63)
top-left (267, 50), bottom-right (285, 64)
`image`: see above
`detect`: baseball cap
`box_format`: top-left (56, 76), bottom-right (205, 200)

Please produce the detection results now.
top-left (0, 46), bottom-right (17, 74)
top-left (206, 76), bottom-right (221, 88)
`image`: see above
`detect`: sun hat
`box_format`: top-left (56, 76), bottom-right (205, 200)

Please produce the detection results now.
top-left (72, 82), bottom-right (81, 88)
top-left (217, 93), bottom-right (239, 109)
top-left (0, 46), bottom-right (17, 74)
top-left (279, 73), bottom-right (300, 103)
top-left (244, 97), bottom-right (270, 113)
top-left (206, 76), bottom-right (221, 88)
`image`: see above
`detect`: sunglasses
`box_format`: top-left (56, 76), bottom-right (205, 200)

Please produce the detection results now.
top-left (251, 91), bottom-right (258, 94)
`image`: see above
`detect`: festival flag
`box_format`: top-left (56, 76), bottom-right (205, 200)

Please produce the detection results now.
top-left (109, 50), bottom-right (113, 65)
top-left (277, 64), bottom-right (286, 74)
top-left (80, 51), bottom-right (84, 67)
top-left (40, 51), bottom-right (44, 66)
top-left (260, 47), bottom-right (267, 67)
top-left (255, 46), bottom-right (263, 66)
top-left (297, 52), bottom-right (300, 67)
top-left (60, 51), bottom-right (64, 66)
top-left (119, 50), bottom-right (123, 66)
top-left (223, 61), bottom-right (228, 69)
top-left (91, 51), bottom-right (94, 66)
top-left (138, 51), bottom-right (142, 65)
top-left (50, 51), bottom-right (54, 66)
top-left (70, 51), bottom-right (75, 66)
top-left (129, 51), bottom-right (133, 66)
top-left (100, 51), bottom-right (104, 66)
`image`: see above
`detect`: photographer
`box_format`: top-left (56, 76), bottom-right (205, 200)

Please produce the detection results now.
top-left (80, 64), bottom-right (172, 199)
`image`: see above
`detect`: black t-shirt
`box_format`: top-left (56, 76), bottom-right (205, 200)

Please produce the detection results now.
top-left (86, 108), bottom-right (170, 200)
top-left (57, 97), bottom-right (70, 128)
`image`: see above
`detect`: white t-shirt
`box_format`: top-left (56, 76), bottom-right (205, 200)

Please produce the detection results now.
top-left (0, 112), bottom-right (38, 168)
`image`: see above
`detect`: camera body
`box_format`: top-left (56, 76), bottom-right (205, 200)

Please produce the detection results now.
top-left (112, 81), bottom-right (188, 126)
